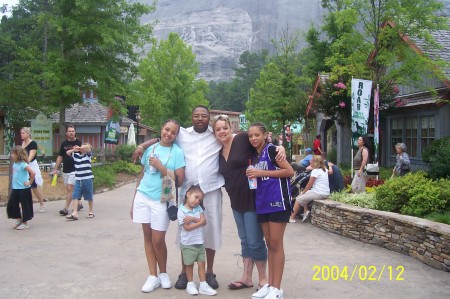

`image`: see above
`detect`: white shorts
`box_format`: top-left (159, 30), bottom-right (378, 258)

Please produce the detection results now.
top-left (133, 191), bottom-right (170, 232)
top-left (176, 188), bottom-right (223, 250)
top-left (63, 172), bottom-right (76, 186)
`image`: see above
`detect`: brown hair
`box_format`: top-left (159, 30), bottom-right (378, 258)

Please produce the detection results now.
top-left (162, 119), bottom-right (181, 134)
top-left (249, 122), bottom-right (267, 134)
top-left (11, 145), bottom-right (29, 162)
top-left (183, 184), bottom-right (204, 204)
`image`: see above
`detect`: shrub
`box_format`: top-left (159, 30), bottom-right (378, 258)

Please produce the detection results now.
top-left (115, 144), bottom-right (137, 162)
top-left (375, 171), bottom-right (448, 217)
top-left (366, 178), bottom-right (384, 187)
top-left (93, 165), bottom-right (115, 189)
top-left (112, 160), bottom-right (141, 175)
top-left (378, 168), bottom-right (392, 180)
top-left (422, 136), bottom-right (450, 179)
top-left (330, 191), bottom-right (376, 209)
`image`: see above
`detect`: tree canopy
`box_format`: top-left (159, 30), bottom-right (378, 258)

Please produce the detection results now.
top-left (129, 33), bottom-right (208, 129)
top-left (206, 49), bottom-right (269, 112)
top-left (246, 29), bottom-right (308, 133)
top-left (307, 0), bottom-right (448, 125)
top-left (0, 0), bottom-right (155, 135)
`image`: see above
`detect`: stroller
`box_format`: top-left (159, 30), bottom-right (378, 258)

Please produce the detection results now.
top-left (290, 164), bottom-right (310, 198)
top-left (289, 163), bottom-right (312, 219)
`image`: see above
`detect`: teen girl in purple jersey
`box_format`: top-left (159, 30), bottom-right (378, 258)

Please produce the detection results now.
top-left (246, 123), bottom-right (294, 299)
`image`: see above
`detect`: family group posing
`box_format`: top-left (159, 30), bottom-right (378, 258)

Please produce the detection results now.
top-left (131, 106), bottom-right (293, 299)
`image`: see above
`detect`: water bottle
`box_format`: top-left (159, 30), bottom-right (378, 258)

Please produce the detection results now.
top-left (247, 160), bottom-right (257, 189)
top-left (149, 153), bottom-right (159, 173)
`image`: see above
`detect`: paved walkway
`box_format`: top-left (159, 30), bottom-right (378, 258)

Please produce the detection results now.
top-left (0, 183), bottom-right (448, 299)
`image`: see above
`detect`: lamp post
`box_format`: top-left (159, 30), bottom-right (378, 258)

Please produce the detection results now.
top-left (136, 110), bottom-right (141, 145)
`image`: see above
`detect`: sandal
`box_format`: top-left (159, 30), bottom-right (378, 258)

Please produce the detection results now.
top-left (86, 213), bottom-right (95, 218)
top-left (206, 273), bottom-right (219, 289)
top-left (228, 281), bottom-right (253, 290)
top-left (66, 214), bottom-right (78, 221)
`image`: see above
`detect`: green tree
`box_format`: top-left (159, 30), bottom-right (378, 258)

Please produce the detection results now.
top-left (310, 0), bottom-right (447, 116)
top-left (129, 33), bottom-right (208, 129)
top-left (246, 28), bottom-right (308, 134)
top-left (206, 49), bottom-right (269, 112)
top-left (0, 0), bottom-right (155, 139)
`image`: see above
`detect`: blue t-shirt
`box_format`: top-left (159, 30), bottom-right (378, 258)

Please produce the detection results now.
top-left (300, 154), bottom-right (313, 167)
top-left (13, 161), bottom-right (31, 189)
top-left (138, 143), bottom-right (185, 201)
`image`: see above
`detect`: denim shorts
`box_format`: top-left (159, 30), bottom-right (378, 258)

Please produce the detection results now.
top-left (72, 179), bottom-right (93, 200)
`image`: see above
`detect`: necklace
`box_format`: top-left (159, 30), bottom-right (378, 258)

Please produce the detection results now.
top-left (152, 143), bottom-right (173, 178)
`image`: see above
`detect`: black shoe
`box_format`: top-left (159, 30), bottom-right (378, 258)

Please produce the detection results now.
top-left (206, 273), bottom-right (219, 289)
top-left (59, 208), bottom-right (69, 216)
top-left (77, 204), bottom-right (83, 211)
top-left (175, 273), bottom-right (188, 289)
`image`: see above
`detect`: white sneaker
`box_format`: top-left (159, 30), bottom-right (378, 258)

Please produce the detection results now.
top-left (264, 287), bottom-right (283, 299)
top-left (199, 281), bottom-right (217, 296)
top-left (302, 211), bottom-right (311, 222)
top-left (186, 282), bottom-right (199, 295)
top-left (39, 206), bottom-right (46, 213)
top-left (252, 283), bottom-right (270, 299)
top-left (15, 223), bottom-right (29, 230)
top-left (141, 275), bottom-right (160, 293)
top-left (158, 272), bottom-right (172, 289)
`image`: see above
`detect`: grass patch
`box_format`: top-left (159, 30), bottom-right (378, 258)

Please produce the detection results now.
top-left (425, 211), bottom-right (450, 225)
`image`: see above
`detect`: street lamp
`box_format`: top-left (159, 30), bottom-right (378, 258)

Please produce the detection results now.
top-left (136, 110), bottom-right (141, 144)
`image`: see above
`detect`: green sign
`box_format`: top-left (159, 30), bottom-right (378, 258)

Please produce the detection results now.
top-left (105, 120), bottom-right (120, 144)
top-left (31, 113), bottom-right (53, 157)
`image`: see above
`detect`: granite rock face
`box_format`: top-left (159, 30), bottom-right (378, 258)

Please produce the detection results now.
top-left (140, 0), bottom-right (325, 81)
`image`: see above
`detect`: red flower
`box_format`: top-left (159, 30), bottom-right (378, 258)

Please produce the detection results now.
top-left (393, 85), bottom-right (399, 93)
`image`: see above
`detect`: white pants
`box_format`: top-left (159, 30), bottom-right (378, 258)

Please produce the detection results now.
top-left (351, 172), bottom-right (368, 193)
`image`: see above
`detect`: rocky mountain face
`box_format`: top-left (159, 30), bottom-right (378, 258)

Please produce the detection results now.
top-left (139, 0), bottom-right (325, 81)
top-left (139, 0), bottom-right (450, 82)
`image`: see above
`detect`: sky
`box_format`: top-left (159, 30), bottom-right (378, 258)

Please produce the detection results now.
top-left (1, 0), bottom-right (19, 17)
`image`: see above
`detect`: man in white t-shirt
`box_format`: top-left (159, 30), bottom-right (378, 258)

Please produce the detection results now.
top-left (133, 106), bottom-right (224, 290)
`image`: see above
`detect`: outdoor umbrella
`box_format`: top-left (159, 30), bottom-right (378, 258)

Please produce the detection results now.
top-left (127, 124), bottom-right (136, 145)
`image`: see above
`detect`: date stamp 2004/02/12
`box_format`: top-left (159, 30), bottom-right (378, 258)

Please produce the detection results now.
top-left (312, 265), bottom-right (405, 281)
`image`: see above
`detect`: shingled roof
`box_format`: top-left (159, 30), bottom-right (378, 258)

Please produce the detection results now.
top-left (414, 20), bottom-right (450, 80)
top-left (51, 101), bottom-right (135, 126)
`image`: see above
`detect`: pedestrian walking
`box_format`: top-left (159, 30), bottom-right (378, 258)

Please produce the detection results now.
top-left (7, 146), bottom-right (35, 230)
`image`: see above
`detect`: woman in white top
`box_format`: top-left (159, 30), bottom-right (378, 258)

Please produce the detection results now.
top-left (290, 155), bottom-right (330, 223)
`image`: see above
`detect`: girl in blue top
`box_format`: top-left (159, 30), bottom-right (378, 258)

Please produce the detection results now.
top-left (246, 123), bottom-right (294, 299)
top-left (130, 119), bottom-right (186, 293)
top-left (7, 146), bottom-right (36, 230)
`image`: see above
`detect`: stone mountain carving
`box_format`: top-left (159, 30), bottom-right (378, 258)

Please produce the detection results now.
top-left (140, 0), bottom-right (325, 81)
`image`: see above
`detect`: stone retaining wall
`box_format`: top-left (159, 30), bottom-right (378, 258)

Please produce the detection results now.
top-left (311, 200), bottom-right (450, 272)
